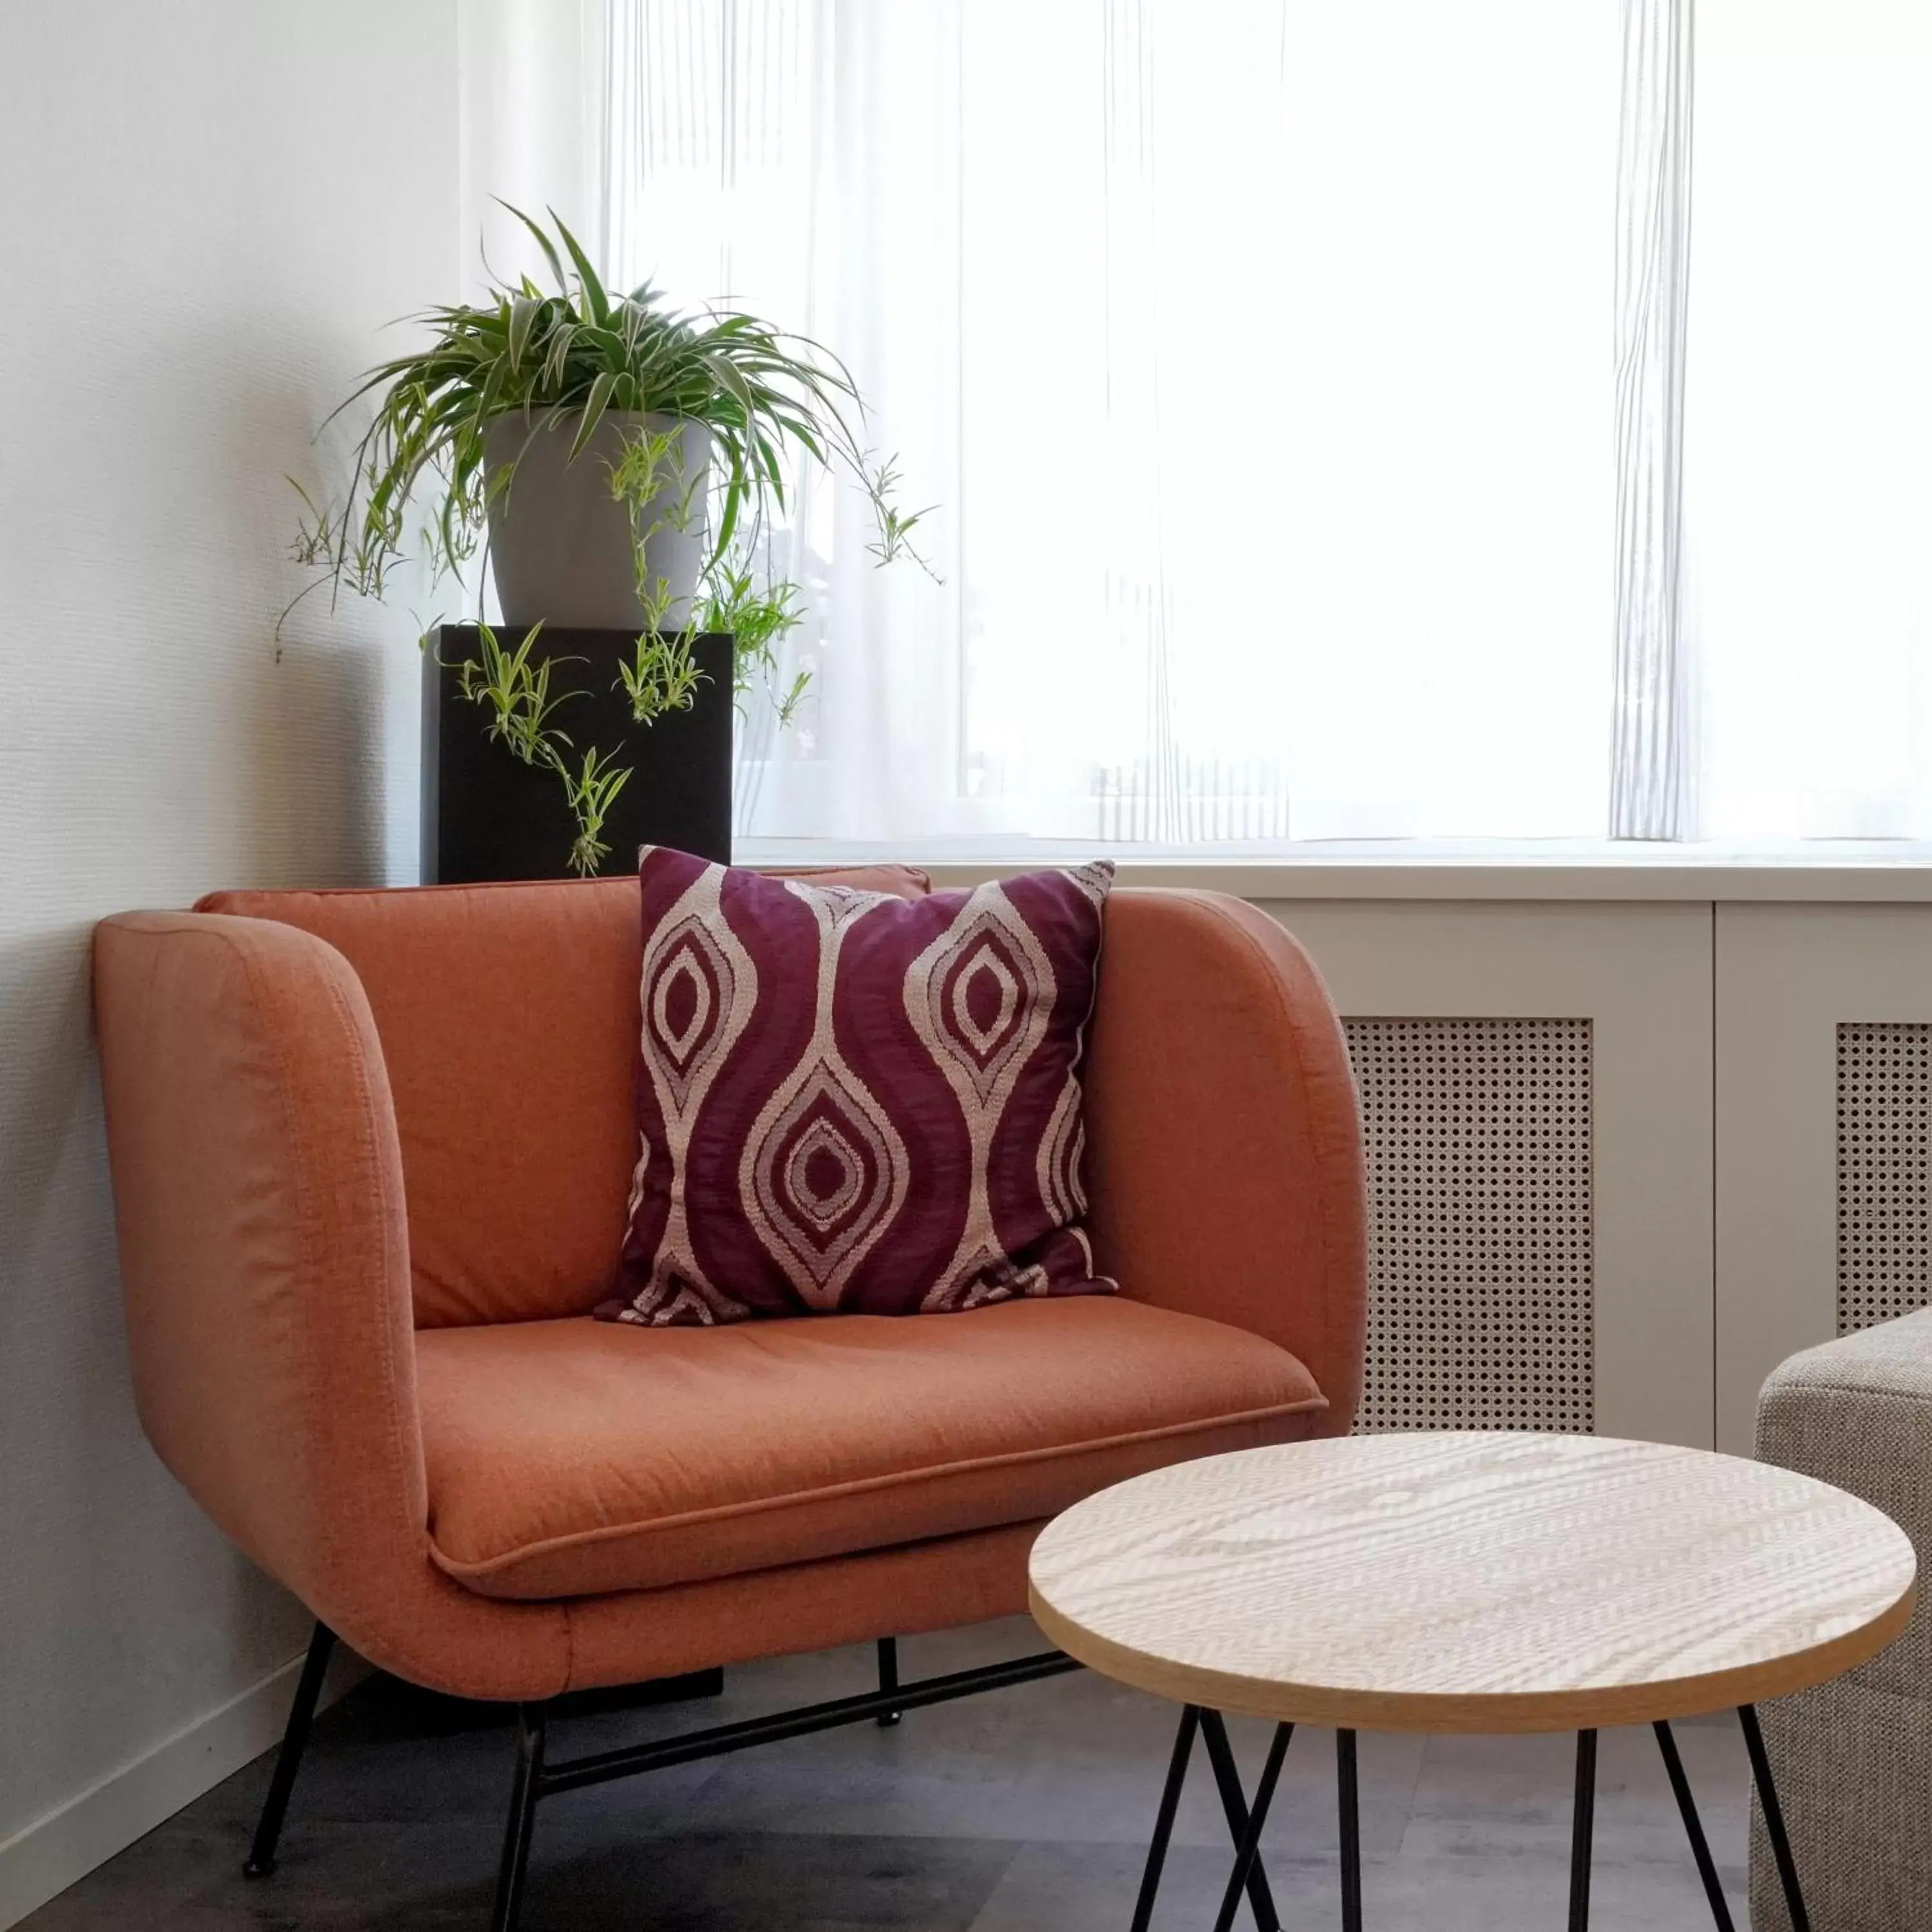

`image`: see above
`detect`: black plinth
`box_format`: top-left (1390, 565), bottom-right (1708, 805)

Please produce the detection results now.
top-left (423, 627), bottom-right (734, 883)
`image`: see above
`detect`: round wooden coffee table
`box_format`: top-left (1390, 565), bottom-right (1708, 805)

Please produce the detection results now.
top-left (1028, 1432), bottom-right (1915, 1932)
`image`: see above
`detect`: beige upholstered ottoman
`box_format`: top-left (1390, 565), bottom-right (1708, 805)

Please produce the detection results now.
top-left (1752, 1309), bottom-right (1932, 1931)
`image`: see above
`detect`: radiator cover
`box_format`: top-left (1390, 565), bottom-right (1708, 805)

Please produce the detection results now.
top-left (1836, 1022), bottom-right (1932, 1336)
top-left (1345, 1018), bottom-right (1595, 1434)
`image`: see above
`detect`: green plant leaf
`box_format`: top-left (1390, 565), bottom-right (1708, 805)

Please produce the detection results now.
top-left (498, 199), bottom-right (567, 292)
top-left (551, 208), bottom-right (611, 327)
top-left (569, 370), bottom-right (618, 459)
top-left (506, 294), bottom-right (542, 371)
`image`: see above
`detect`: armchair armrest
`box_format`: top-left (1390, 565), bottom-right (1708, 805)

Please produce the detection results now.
top-left (1748, 1310), bottom-right (1932, 1928)
top-left (1083, 890), bottom-right (1367, 1432)
top-left (1757, 1311), bottom-right (1932, 1696)
top-left (93, 913), bottom-right (431, 1651)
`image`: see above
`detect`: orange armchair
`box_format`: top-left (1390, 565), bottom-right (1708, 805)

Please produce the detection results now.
top-left (92, 875), bottom-right (1365, 1928)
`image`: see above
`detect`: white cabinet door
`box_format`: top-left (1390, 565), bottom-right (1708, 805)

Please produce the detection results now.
top-left (1715, 905), bottom-right (1932, 1452)
top-left (1261, 902), bottom-right (1716, 1448)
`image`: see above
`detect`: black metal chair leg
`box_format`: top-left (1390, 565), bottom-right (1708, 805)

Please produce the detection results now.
top-left (876, 1636), bottom-right (902, 1726)
top-left (1739, 1705), bottom-right (1814, 1932)
top-left (1653, 1720), bottom-right (1738, 1931)
top-left (1568, 1730), bottom-right (1597, 1932)
top-left (243, 1620), bottom-right (336, 1877)
top-left (490, 1704), bottom-right (548, 1932)
top-left (1129, 1705), bottom-right (1202, 1932)
top-left (1338, 1728), bottom-right (1363, 1932)
top-left (1200, 1709), bottom-right (1285, 1932)
top-left (1208, 1724), bottom-right (1293, 1932)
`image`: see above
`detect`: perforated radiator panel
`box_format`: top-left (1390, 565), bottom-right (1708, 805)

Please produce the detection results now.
top-left (1344, 1018), bottom-right (1595, 1434)
top-left (1837, 1023), bottom-right (1932, 1334)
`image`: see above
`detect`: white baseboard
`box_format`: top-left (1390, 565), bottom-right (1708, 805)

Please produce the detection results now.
top-left (0, 1642), bottom-right (368, 1930)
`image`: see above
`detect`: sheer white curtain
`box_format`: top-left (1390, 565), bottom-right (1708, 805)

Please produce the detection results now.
top-left (598, 0), bottom-right (1618, 846)
top-left (571, 0), bottom-right (1932, 850)
top-left (1687, 0), bottom-right (1932, 840)
top-left (459, 0), bottom-right (606, 304)
top-left (1611, 0), bottom-right (1695, 838)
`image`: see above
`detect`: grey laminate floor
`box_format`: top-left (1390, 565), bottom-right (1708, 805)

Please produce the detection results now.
top-left (21, 1616), bottom-right (1751, 1931)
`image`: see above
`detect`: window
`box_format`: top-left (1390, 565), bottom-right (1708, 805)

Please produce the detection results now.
top-left (575, 0), bottom-right (1932, 851)
top-left (1690, 0), bottom-right (1932, 840)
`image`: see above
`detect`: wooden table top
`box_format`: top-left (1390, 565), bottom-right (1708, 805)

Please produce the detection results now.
top-left (1027, 1432), bottom-right (1917, 1734)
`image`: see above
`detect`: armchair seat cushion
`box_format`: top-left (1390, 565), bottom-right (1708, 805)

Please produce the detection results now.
top-left (417, 1296), bottom-right (1326, 1600)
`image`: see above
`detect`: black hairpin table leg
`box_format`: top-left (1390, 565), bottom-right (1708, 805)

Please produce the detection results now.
top-left (1337, 1728), bottom-right (1363, 1932)
top-left (1740, 1704), bottom-right (1814, 1932)
top-left (1208, 1724), bottom-right (1293, 1932)
top-left (1130, 1705), bottom-right (1289, 1932)
top-left (1653, 1720), bottom-right (1736, 1930)
top-left (1200, 1709), bottom-right (1285, 1932)
top-left (1568, 1729), bottom-right (1597, 1932)
top-left (1129, 1705), bottom-right (1202, 1932)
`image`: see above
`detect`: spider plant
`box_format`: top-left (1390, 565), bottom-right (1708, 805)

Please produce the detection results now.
top-left (287, 204), bottom-right (933, 876)
top-left (293, 202), bottom-right (929, 623)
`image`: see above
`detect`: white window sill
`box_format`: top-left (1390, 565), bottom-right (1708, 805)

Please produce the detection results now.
top-left (739, 838), bottom-right (1932, 903)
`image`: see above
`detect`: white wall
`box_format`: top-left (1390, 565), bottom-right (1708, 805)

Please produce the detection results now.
top-left (0, 3), bottom-right (457, 1920)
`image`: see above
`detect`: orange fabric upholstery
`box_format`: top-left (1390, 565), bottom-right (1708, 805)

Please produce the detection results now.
top-left (417, 1300), bottom-right (1322, 1599)
top-left (93, 878), bottom-right (1365, 1703)
top-left (91, 911), bottom-right (526, 1695)
top-left (1084, 891), bottom-right (1368, 1434)
top-left (560, 1519), bottom-right (1044, 1688)
top-left (193, 869), bottom-right (929, 1327)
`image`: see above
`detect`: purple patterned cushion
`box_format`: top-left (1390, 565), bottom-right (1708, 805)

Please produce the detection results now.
top-left (602, 849), bottom-right (1117, 1325)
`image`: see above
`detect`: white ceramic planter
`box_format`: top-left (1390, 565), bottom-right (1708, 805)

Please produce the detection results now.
top-left (482, 409), bottom-right (712, 629)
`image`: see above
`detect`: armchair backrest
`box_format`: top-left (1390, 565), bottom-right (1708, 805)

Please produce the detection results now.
top-left (194, 869), bottom-right (929, 1328)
